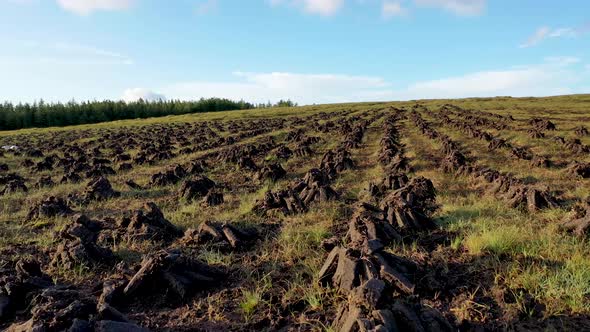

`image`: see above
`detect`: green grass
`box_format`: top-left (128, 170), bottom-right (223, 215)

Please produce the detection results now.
top-left (401, 112), bottom-right (590, 316)
top-left (240, 289), bottom-right (263, 320)
top-left (450, 236), bottom-right (463, 251)
top-left (464, 225), bottom-right (526, 255)
top-left (239, 272), bottom-right (273, 321)
top-left (198, 248), bottom-right (233, 266)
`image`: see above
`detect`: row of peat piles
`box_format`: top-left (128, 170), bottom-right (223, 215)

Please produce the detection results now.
top-left (411, 107), bottom-right (590, 237)
top-left (318, 111), bottom-right (455, 332)
top-left (253, 112), bottom-right (382, 216)
top-left (410, 109), bottom-right (560, 214)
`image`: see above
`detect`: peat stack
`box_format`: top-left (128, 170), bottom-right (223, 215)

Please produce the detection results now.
top-left (0, 258), bottom-right (53, 322)
top-left (149, 167), bottom-right (183, 187)
top-left (369, 173), bottom-right (409, 199)
top-left (504, 185), bottom-right (559, 213)
top-left (255, 163), bottom-right (286, 182)
top-left (5, 287), bottom-right (147, 332)
top-left (566, 162), bottom-right (590, 179)
top-left (118, 202), bottom-right (182, 242)
top-left (346, 203), bottom-right (402, 254)
top-left (0, 179), bottom-right (28, 195)
top-left (380, 177), bottom-right (438, 231)
top-left (531, 156), bottom-right (551, 168)
top-left (50, 214), bottom-right (115, 269)
top-left (181, 221), bottom-right (257, 249)
top-left (82, 177), bottom-right (120, 202)
top-left (561, 198), bottom-right (590, 236)
top-left (237, 156), bottom-right (258, 171)
top-left (441, 151), bottom-right (467, 173)
top-left (26, 196), bottom-right (73, 220)
top-left (34, 176), bottom-right (55, 189)
top-left (122, 249), bottom-right (223, 300)
top-left (179, 176), bottom-right (216, 202)
top-left (574, 126), bottom-right (589, 136)
top-left (530, 118), bottom-right (556, 131)
top-left (253, 189), bottom-right (306, 215)
top-left (488, 138), bottom-right (508, 151)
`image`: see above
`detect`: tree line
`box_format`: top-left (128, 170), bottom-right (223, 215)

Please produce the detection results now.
top-left (256, 99), bottom-right (298, 108)
top-left (0, 98), bottom-right (300, 131)
top-left (0, 98), bottom-right (260, 131)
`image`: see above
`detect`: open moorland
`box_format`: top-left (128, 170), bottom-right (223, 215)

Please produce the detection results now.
top-left (1, 95), bottom-right (590, 331)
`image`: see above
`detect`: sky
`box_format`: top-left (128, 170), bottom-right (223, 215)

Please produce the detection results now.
top-left (0, 0), bottom-right (589, 105)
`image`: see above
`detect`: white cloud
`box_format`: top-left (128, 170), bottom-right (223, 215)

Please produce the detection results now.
top-left (413, 0), bottom-right (486, 16)
top-left (56, 0), bottom-right (134, 15)
top-left (269, 0), bottom-right (345, 16)
top-left (53, 42), bottom-right (133, 63)
top-left (382, 1), bottom-right (407, 18)
top-left (160, 71), bottom-right (389, 104)
top-left (544, 56), bottom-right (580, 66)
top-left (2, 41), bottom-right (134, 66)
top-left (303, 0), bottom-right (344, 15)
top-left (122, 88), bottom-right (166, 103)
top-left (398, 57), bottom-right (585, 99)
top-left (549, 28), bottom-right (575, 38)
top-left (152, 57), bottom-right (587, 104)
top-left (5, 0), bottom-right (36, 4)
top-left (521, 24), bottom-right (589, 48)
top-left (195, 0), bottom-right (218, 15)
top-left (520, 26), bottom-right (550, 48)
top-left (270, 0), bottom-right (486, 16)
top-left (403, 69), bottom-right (550, 98)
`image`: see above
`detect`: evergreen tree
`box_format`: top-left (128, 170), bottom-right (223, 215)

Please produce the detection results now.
top-left (0, 98), bottom-right (257, 130)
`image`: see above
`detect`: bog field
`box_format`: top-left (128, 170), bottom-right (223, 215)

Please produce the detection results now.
top-left (1, 95), bottom-right (590, 331)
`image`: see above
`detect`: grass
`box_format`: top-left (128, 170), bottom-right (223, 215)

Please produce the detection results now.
top-left (403, 115), bottom-right (590, 316)
top-left (198, 248), bottom-right (233, 266)
top-left (51, 262), bottom-right (93, 283)
top-left (279, 207), bottom-right (335, 262)
top-left (450, 287), bottom-right (491, 323)
top-left (450, 236), bottom-right (462, 251)
top-left (464, 224), bottom-right (526, 255)
top-left (240, 289), bottom-right (263, 320)
top-left (443, 193), bottom-right (590, 314)
top-left (239, 272), bottom-right (273, 321)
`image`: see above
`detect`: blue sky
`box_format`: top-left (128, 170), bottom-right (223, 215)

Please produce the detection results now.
top-left (1, 0), bottom-right (589, 104)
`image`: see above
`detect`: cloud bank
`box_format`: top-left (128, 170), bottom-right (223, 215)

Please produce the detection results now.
top-left (414, 0), bottom-right (486, 16)
top-left (270, 0), bottom-right (486, 16)
top-left (269, 0), bottom-right (345, 16)
top-left (8, 0), bottom-right (488, 17)
top-left (122, 88), bottom-right (166, 103)
top-left (135, 57), bottom-right (587, 105)
top-left (382, 1), bottom-right (407, 18)
top-left (520, 23), bottom-right (589, 48)
top-left (56, 0), bottom-right (134, 15)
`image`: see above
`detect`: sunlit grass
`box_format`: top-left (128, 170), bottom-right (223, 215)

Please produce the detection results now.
top-left (404, 115), bottom-right (590, 315)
